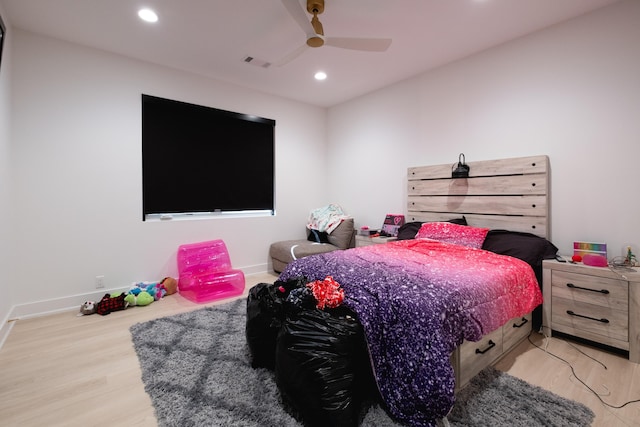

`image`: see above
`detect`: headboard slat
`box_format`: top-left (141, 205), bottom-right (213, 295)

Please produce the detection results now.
top-left (408, 195), bottom-right (546, 216)
top-left (408, 155), bottom-right (548, 180)
top-left (408, 173), bottom-right (547, 196)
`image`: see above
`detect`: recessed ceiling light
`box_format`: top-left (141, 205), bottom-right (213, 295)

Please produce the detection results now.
top-left (138, 8), bottom-right (158, 23)
top-left (314, 71), bottom-right (327, 81)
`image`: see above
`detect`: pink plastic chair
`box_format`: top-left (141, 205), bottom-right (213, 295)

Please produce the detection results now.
top-left (177, 239), bottom-right (245, 303)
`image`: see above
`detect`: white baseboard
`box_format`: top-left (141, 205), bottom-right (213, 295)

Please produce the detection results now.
top-left (8, 286), bottom-right (131, 321)
top-left (0, 265), bottom-right (271, 352)
top-left (0, 286), bottom-right (133, 354)
top-left (0, 317), bottom-right (16, 351)
top-left (5, 264), bottom-right (270, 322)
top-left (241, 262), bottom-right (270, 276)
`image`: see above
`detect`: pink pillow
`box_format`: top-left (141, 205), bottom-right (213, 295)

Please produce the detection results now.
top-left (415, 222), bottom-right (490, 249)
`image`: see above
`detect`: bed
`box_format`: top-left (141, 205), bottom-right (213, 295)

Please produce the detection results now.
top-left (276, 155), bottom-right (556, 426)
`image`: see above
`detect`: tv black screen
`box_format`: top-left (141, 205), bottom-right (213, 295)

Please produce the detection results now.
top-left (142, 94), bottom-right (275, 219)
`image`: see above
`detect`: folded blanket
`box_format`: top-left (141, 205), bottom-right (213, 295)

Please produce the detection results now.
top-left (306, 203), bottom-right (349, 233)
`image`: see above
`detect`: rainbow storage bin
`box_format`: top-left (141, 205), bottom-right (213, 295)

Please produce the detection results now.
top-left (177, 239), bottom-right (245, 303)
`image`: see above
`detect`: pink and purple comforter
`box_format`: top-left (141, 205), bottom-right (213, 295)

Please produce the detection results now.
top-left (278, 239), bottom-right (543, 427)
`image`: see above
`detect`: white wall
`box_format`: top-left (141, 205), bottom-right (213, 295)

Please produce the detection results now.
top-left (328, 0), bottom-right (640, 258)
top-left (4, 0), bottom-right (640, 324)
top-left (0, 3), bottom-right (14, 342)
top-left (7, 29), bottom-right (329, 318)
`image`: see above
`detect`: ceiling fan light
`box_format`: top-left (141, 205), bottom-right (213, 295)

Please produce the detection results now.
top-left (306, 35), bottom-right (325, 48)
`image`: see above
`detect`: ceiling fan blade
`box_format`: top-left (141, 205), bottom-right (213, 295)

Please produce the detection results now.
top-left (275, 43), bottom-right (310, 67)
top-left (325, 37), bottom-right (392, 52)
top-left (281, 0), bottom-right (316, 37)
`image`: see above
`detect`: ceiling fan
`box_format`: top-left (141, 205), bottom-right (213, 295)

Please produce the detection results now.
top-left (277, 0), bottom-right (392, 66)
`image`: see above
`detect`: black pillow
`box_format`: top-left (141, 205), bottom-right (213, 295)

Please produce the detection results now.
top-left (307, 229), bottom-right (330, 243)
top-left (447, 216), bottom-right (468, 226)
top-left (481, 230), bottom-right (558, 268)
top-left (396, 216), bottom-right (468, 240)
top-left (396, 222), bottom-right (423, 240)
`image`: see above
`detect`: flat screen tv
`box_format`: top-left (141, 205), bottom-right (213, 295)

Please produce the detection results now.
top-left (142, 94), bottom-right (275, 220)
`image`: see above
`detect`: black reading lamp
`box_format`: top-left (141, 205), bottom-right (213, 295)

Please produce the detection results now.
top-left (451, 153), bottom-right (470, 178)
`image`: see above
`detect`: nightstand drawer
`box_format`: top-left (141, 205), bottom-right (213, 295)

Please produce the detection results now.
top-left (551, 296), bottom-right (628, 342)
top-left (551, 270), bottom-right (628, 311)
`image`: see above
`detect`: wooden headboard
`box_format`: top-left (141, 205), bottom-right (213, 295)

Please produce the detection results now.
top-left (407, 155), bottom-right (549, 238)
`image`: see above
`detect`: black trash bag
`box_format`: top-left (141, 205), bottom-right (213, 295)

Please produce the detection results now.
top-left (245, 277), bottom-right (310, 369)
top-left (275, 306), bottom-right (375, 427)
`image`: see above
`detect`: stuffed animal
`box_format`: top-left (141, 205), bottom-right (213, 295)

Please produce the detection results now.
top-left (77, 301), bottom-right (97, 316)
top-left (150, 283), bottom-right (164, 300)
top-left (131, 281), bottom-right (161, 300)
top-left (124, 290), bottom-right (154, 307)
top-left (130, 277), bottom-right (178, 301)
top-left (96, 292), bottom-right (128, 315)
top-left (161, 277), bottom-right (178, 295)
top-left (149, 279), bottom-right (174, 300)
top-left (131, 281), bottom-right (151, 293)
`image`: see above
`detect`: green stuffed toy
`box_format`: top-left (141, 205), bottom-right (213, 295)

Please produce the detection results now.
top-left (124, 290), bottom-right (154, 307)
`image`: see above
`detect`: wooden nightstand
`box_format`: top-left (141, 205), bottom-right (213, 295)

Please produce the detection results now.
top-left (542, 259), bottom-right (640, 363)
top-left (355, 235), bottom-right (397, 247)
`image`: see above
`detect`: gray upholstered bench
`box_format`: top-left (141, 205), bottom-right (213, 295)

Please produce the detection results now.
top-left (269, 218), bottom-right (356, 273)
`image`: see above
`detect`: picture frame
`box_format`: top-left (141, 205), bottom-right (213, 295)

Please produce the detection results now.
top-left (0, 13), bottom-right (5, 71)
top-left (573, 241), bottom-right (607, 258)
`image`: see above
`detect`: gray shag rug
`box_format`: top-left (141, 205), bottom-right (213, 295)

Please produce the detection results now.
top-left (130, 298), bottom-right (594, 427)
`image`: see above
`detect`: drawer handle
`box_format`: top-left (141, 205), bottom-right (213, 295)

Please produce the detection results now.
top-left (475, 340), bottom-right (496, 355)
top-left (566, 283), bottom-right (609, 294)
top-left (566, 310), bottom-right (610, 323)
top-left (512, 317), bottom-right (528, 328)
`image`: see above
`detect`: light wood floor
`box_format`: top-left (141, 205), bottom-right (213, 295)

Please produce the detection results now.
top-left (1, 271), bottom-right (639, 427)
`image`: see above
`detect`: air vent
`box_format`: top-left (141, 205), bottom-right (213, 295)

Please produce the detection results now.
top-left (243, 56), bottom-right (271, 69)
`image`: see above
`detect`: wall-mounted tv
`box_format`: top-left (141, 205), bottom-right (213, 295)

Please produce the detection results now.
top-left (142, 94), bottom-right (275, 220)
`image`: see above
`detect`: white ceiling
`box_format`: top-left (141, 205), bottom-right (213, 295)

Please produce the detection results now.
top-left (1, 0), bottom-right (622, 107)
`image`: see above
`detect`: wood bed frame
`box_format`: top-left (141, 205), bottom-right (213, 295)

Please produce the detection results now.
top-left (406, 154), bottom-right (550, 389)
